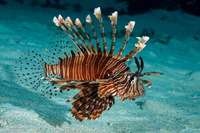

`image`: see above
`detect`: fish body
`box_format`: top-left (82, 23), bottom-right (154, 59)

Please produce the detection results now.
top-left (15, 7), bottom-right (162, 121)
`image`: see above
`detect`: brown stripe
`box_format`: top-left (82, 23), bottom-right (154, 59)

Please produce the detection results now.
top-left (94, 55), bottom-right (102, 78)
top-left (59, 60), bottom-right (63, 78)
top-left (81, 55), bottom-right (87, 80)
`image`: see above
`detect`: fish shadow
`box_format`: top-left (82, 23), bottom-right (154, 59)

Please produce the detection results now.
top-left (0, 65), bottom-right (72, 127)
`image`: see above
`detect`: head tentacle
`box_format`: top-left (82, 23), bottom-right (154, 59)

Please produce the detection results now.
top-left (134, 57), bottom-right (140, 75)
top-left (139, 56), bottom-right (144, 75)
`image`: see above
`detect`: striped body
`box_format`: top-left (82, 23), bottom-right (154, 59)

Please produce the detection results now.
top-left (45, 55), bottom-right (128, 80)
top-left (44, 54), bottom-right (145, 100)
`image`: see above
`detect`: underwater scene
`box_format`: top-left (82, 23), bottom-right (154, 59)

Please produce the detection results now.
top-left (0, 0), bottom-right (200, 132)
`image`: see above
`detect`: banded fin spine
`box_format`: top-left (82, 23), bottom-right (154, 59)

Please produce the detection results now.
top-left (65, 16), bottom-right (92, 55)
top-left (115, 21), bottom-right (135, 58)
top-left (94, 7), bottom-right (107, 55)
top-left (108, 11), bottom-right (118, 57)
top-left (122, 36), bottom-right (149, 62)
top-left (53, 16), bottom-right (83, 55)
top-left (86, 15), bottom-right (102, 55)
top-left (58, 15), bottom-right (88, 55)
top-left (75, 18), bottom-right (97, 54)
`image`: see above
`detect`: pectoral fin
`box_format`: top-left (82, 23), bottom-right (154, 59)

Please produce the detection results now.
top-left (42, 77), bottom-right (110, 91)
top-left (139, 72), bottom-right (163, 77)
top-left (138, 79), bottom-right (152, 88)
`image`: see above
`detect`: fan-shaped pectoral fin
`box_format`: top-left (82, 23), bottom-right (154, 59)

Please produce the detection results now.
top-left (69, 85), bottom-right (115, 121)
top-left (97, 80), bottom-right (116, 98)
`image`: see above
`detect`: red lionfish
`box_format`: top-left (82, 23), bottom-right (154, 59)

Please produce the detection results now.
top-left (15, 7), bottom-right (162, 121)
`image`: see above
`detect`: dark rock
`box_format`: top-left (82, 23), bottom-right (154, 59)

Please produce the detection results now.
top-left (140, 28), bottom-right (155, 38)
top-left (193, 37), bottom-right (199, 41)
top-left (15, 0), bottom-right (24, 4)
top-left (40, 0), bottom-right (51, 8)
top-left (116, 30), bottom-right (125, 38)
top-left (73, 3), bottom-right (82, 12)
top-left (180, 0), bottom-right (200, 16)
top-left (0, 0), bottom-right (6, 5)
top-left (40, 0), bottom-right (66, 10)
top-left (30, 0), bottom-right (38, 7)
top-left (101, 7), bottom-right (117, 16)
top-left (157, 34), bottom-right (172, 45)
top-left (135, 101), bottom-right (146, 110)
top-left (116, 0), bottom-right (200, 16)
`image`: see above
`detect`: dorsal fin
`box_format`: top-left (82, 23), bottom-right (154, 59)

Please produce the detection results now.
top-left (94, 7), bottom-right (107, 55)
top-left (115, 21), bottom-right (135, 59)
top-left (86, 15), bottom-right (102, 55)
top-left (53, 17), bottom-right (84, 56)
top-left (108, 11), bottom-right (118, 57)
top-left (65, 16), bottom-right (91, 55)
top-left (75, 18), bottom-right (97, 55)
top-left (122, 36), bottom-right (149, 62)
top-left (53, 7), bottom-right (149, 60)
top-left (58, 15), bottom-right (87, 55)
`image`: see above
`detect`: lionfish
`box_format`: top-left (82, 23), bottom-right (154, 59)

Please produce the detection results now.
top-left (15, 7), bottom-right (162, 121)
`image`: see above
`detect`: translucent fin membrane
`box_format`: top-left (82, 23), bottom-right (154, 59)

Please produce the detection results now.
top-left (138, 79), bottom-right (152, 88)
top-left (44, 33), bottom-right (76, 65)
top-left (14, 51), bottom-right (59, 99)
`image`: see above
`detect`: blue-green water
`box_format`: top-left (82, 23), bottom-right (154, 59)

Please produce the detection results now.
top-left (0, 0), bottom-right (200, 132)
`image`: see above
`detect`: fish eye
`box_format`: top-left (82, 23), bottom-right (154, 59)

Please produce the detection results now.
top-left (129, 76), bottom-right (134, 81)
top-left (104, 73), bottom-right (111, 79)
